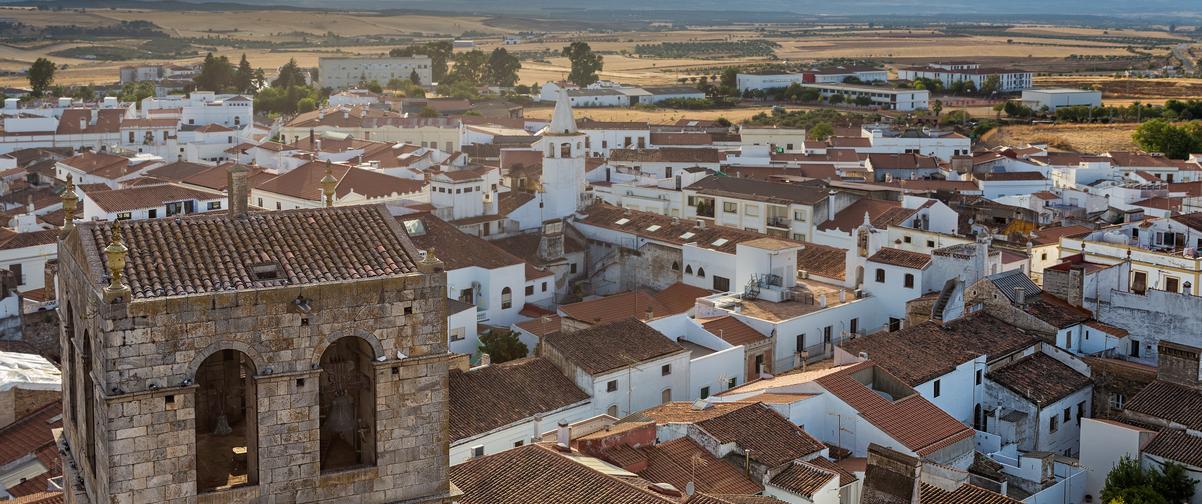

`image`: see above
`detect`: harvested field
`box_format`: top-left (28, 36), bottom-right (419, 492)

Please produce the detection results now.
top-left (1034, 76), bottom-right (1202, 101)
top-left (524, 105), bottom-right (778, 125)
top-left (980, 123), bottom-right (1139, 153)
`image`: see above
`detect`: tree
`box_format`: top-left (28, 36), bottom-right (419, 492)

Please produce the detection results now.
top-left (272, 58), bottom-right (308, 89)
top-left (365, 80), bottom-right (383, 93)
top-left (477, 329), bottom-right (528, 364)
top-left (720, 67), bottom-right (738, 94)
top-left (418, 106), bottom-right (439, 118)
top-left (485, 48), bottom-right (521, 87)
top-left (980, 75), bottom-right (1002, 95)
top-left (253, 68), bottom-right (266, 89)
top-left (194, 52), bottom-right (235, 92)
top-left (809, 122), bottom-right (834, 141)
top-left (932, 99), bottom-right (943, 117)
top-left (409, 69), bottom-right (421, 86)
top-left (1101, 457), bottom-right (1194, 504)
top-left (234, 54), bottom-right (254, 94)
top-left (828, 93), bottom-right (845, 104)
top-left (27, 58), bottom-right (56, 98)
top-left (391, 41), bottom-right (453, 82)
top-left (562, 42), bottom-right (603, 87)
top-left (1133, 119), bottom-right (1202, 160)
top-left (73, 85), bottom-right (95, 102)
top-left (119, 81), bottom-right (155, 108)
top-left (447, 50), bottom-right (487, 85)
top-left (1154, 462), bottom-right (1198, 503)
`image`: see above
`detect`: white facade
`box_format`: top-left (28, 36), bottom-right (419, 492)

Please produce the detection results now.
top-left (583, 351), bottom-right (692, 418)
top-left (447, 303), bottom-right (480, 356)
top-left (1021, 89), bottom-right (1102, 112)
top-left (736, 73), bottom-right (805, 93)
top-left (801, 83), bottom-right (929, 111)
top-left (897, 66), bottom-right (1033, 92)
top-left (319, 56), bottom-right (433, 89)
top-left (449, 399), bottom-right (593, 466)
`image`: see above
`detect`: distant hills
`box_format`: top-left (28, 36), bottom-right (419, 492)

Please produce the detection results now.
top-left (3, 0), bottom-right (1199, 24)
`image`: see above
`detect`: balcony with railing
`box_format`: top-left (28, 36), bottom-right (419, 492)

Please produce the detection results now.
top-left (766, 205), bottom-right (789, 229)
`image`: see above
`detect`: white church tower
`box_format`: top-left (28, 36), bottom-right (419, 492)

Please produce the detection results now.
top-left (539, 89), bottom-right (587, 220)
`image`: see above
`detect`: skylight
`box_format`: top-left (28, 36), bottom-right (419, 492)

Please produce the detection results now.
top-left (402, 219), bottom-right (426, 236)
top-left (646, 225), bottom-right (661, 232)
top-left (680, 232), bottom-right (696, 240)
top-left (712, 238), bottom-right (729, 247)
top-left (615, 218), bottom-right (630, 225)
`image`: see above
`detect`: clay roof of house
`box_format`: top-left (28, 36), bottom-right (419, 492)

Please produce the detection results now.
top-left (256, 161), bottom-right (424, 202)
top-left (450, 444), bottom-right (676, 504)
top-left (976, 171), bottom-right (1047, 182)
top-left (1031, 225), bottom-right (1092, 246)
top-left (399, 213), bottom-right (524, 270)
top-left (653, 282), bottom-right (713, 314)
top-left (60, 151), bottom-right (127, 175)
top-left (721, 165), bottom-right (838, 182)
top-left (194, 123), bottom-right (234, 134)
top-left (888, 179), bottom-right (980, 193)
top-left (70, 204), bottom-right (421, 299)
top-left (558, 291), bottom-right (670, 326)
top-left (544, 318), bottom-right (685, 374)
top-left (840, 314), bottom-right (1037, 385)
top-left (987, 353), bottom-right (1091, 407)
top-left (1132, 196), bottom-right (1183, 212)
top-left (55, 109), bottom-right (123, 134)
top-left (689, 175), bottom-right (828, 206)
top-left (577, 203), bottom-right (794, 254)
top-left (0, 230), bottom-right (58, 251)
top-left (83, 183), bottom-right (223, 213)
top-left (1022, 292), bottom-right (1092, 329)
top-left (866, 153), bottom-right (939, 170)
top-left (866, 247), bottom-right (930, 269)
top-left (1125, 380), bottom-right (1202, 430)
top-left (817, 198), bottom-right (914, 233)
top-left (632, 437), bottom-right (762, 495)
top-left (0, 401), bottom-right (61, 472)
top-left (813, 362), bottom-right (975, 456)
top-left (498, 191), bottom-right (536, 215)
top-left (488, 230), bottom-right (586, 269)
top-left (768, 462), bottom-right (837, 497)
top-left (120, 118), bottom-right (179, 129)
top-left (803, 457), bottom-right (857, 488)
top-left (9, 491), bottom-right (65, 504)
top-left (796, 242), bottom-right (846, 280)
top-left (1143, 429), bottom-right (1202, 468)
top-left (142, 161), bottom-right (213, 181)
top-left (686, 495), bottom-right (786, 504)
top-left (702, 316), bottom-right (767, 346)
top-left (649, 132), bottom-right (712, 146)
top-left (449, 357), bottom-right (589, 441)
top-left (918, 482), bottom-right (1021, 503)
top-left (609, 148), bottom-right (721, 164)
top-left (179, 163), bottom-right (274, 191)
top-left (1107, 151), bottom-right (1181, 168)
top-left (1084, 320), bottom-right (1128, 337)
top-left (694, 402), bottom-right (825, 466)
top-left (514, 315), bottom-right (562, 337)
top-left (628, 401), bottom-right (753, 424)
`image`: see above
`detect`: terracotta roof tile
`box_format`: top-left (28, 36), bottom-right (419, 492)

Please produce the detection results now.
top-left (558, 291), bottom-right (670, 326)
top-left (1143, 429), bottom-right (1202, 468)
top-left (689, 175), bottom-right (828, 206)
top-left (652, 282), bottom-right (713, 315)
top-left (627, 401), bottom-right (751, 424)
top-left (634, 437), bottom-right (762, 495)
top-left (866, 247), bottom-right (930, 269)
top-left (976, 171), bottom-right (1046, 181)
top-left (1031, 225), bottom-right (1092, 246)
top-left (544, 319), bottom-right (685, 374)
top-left (814, 362), bottom-right (974, 456)
top-left (399, 213), bottom-right (524, 270)
top-left (82, 183), bottom-right (222, 213)
top-left (1125, 380), bottom-right (1202, 430)
top-left (797, 243), bottom-right (846, 280)
top-left (256, 161), bottom-right (424, 202)
top-left (0, 230), bottom-right (59, 251)
top-left (449, 358), bottom-right (589, 440)
top-left (450, 444), bottom-right (674, 504)
top-left (817, 199), bottom-right (913, 233)
top-left (578, 203), bottom-right (793, 254)
top-left (701, 316), bottom-right (766, 347)
top-left (73, 204), bottom-right (420, 299)
top-left (919, 482), bottom-right (1021, 503)
top-left (0, 401), bottom-right (61, 468)
top-left (987, 353), bottom-right (1091, 407)
top-left (693, 402), bottom-right (825, 466)
top-left (803, 457), bottom-right (857, 487)
top-left (609, 148), bottom-right (721, 164)
top-left (768, 461), bottom-right (836, 497)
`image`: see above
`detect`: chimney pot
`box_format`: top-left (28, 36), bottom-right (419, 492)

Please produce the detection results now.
top-left (1014, 287), bottom-right (1026, 305)
top-left (556, 419), bottom-right (571, 452)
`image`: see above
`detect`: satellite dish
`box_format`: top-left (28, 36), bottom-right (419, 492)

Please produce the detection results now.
top-left (685, 482), bottom-right (695, 496)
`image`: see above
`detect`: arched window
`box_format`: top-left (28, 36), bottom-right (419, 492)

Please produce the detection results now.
top-left (607, 405), bottom-right (618, 417)
top-left (685, 265), bottom-right (693, 275)
top-left (546, 143), bottom-right (555, 158)
top-left (671, 261), bottom-right (680, 271)
top-left (697, 267), bottom-right (706, 278)
top-left (195, 349), bottom-right (258, 492)
top-left (904, 273), bottom-right (915, 289)
top-left (661, 388), bottom-right (672, 404)
top-left (81, 330), bottom-right (95, 477)
top-left (501, 287), bottom-right (513, 309)
top-left (560, 143), bottom-right (571, 158)
top-left (320, 337), bottom-right (377, 472)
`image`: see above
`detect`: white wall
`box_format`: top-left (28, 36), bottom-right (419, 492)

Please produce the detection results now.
top-left (911, 358), bottom-right (985, 426)
top-left (588, 352), bottom-right (692, 418)
top-left (1079, 418), bottom-right (1150, 502)
top-left (447, 306), bottom-right (480, 356)
top-left (450, 400), bottom-right (593, 465)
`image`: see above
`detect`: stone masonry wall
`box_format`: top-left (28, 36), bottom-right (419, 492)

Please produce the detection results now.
top-left (57, 239), bottom-right (452, 504)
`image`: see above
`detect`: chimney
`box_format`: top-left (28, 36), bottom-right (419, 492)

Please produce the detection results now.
top-left (309, 128), bottom-right (315, 147)
top-left (479, 353), bottom-right (491, 367)
top-left (227, 164), bottom-right (249, 218)
top-left (1013, 287), bottom-right (1026, 305)
top-left (79, 118), bottom-right (87, 131)
top-left (555, 419), bottom-right (571, 452)
top-left (827, 190), bottom-right (837, 222)
top-left (644, 305), bottom-right (654, 321)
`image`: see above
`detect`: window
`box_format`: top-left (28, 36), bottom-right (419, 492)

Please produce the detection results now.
top-left (1130, 339), bottom-right (1140, 358)
top-left (697, 267), bottom-right (706, 278)
top-left (794, 210), bottom-right (806, 222)
top-left (471, 446), bottom-right (484, 458)
top-left (728, 377), bottom-right (737, 388)
top-left (744, 205), bottom-right (758, 217)
top-left (148, 209), bottom-right (157, 218)
top-left (700, 386), bottom-right (710, 399)
top-left (976, 369), bottom-right (982, 385)
top-left (685, 265), bottom-right (694, 275)
top-left (525, 285), bottom-right (534, 296)
top-left (903, 236), bottom-right (912, 243)
top-left (713, 275), bottom-right (730, 292)
top-left (7, 264), bottom-right (21, 286)
top-left (207, 201), bottom-right (221, 210)
top-left (1063, 407), bottom-right (1071, 423)
top-left (1049, 415), bottom-right (1059, 433)
top-left (195, 349), bottom-right (259, 492)
top-left (607, 380), bottom-right (618, 392)
top-left (1166, 276), bottom-right (1181, 293)
top-left (542, 282), bottom-right (547, 292)
top-left (933, 379), bottom-right (941, 398)
top-left (1077, 401), bottom-right (1085, 426)
top-left (796, 333), bottom-right (805, 353)
top-left (450, 327), bottom-right (465, 342)
top-left (1065, 332), bottom-right (1072, 349)
top-left (570, 263), bottom-right (578, 274)
top-left (672, 261), bottom-right (680, 271)
top-left (607, 405), bottom-right (619, 416)
top-left (276, 202), bottom-right (282, 210)
top-left (661, 388), bottom-right (672, 404)
top-left (513, 440), bottom-right (524, 448)
top-left (904, 273), bottom-right (914, 289)
top-left (850, 318), bottom-right (858, 334)
top-left (1132, 271), bottom-right (1148, 294)
top-left (875, 268), bottom-right (885, 283)
top-left (661, 364), bottom-right (671, 376)
top-left (723, 202), bottom-right (737, 213)
top-left (319, 337), bottom-right (377, 472)
top-left (926, 239), bottom-right (935, 248)
top-left (1041, 252), bottom-right (1048, 261)
top-left (1109, 393), bottom-right (1125, 410)
top-left (501, 287), bottom-right (512, 309)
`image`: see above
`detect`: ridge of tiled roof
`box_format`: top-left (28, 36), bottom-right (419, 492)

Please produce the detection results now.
top-left (544, 318), bottom-right (685, 375)
top-left (449, 357), bottom-right (589, 441)
top-left (987, 353), bottom-right (1091, 407)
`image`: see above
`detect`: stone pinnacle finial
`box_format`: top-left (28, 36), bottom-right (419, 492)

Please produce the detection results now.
top-left (103, 221), bottom-right (131, 303)
top-left (418, 247), bottom-right (444, 274)
top-left (320, 160), bottom-right (338, 208)
top-left (60, 174), bottom-right (78, 238)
